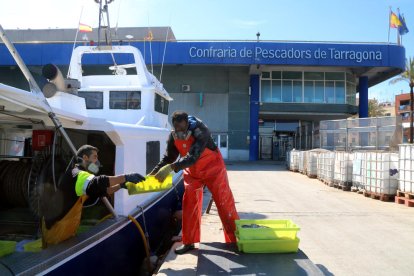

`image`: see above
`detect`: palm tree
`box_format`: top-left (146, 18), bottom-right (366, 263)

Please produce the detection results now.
top-left (390, 57), bottom-right (414, 143)
top-left (368, 98), bottom-right (386, 117)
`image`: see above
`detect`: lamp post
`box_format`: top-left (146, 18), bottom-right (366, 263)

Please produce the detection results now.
top-left (256, 32), bottom-right (261, 69)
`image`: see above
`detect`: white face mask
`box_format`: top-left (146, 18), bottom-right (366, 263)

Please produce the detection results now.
top-left (87, 160), bottom-right (101, 174)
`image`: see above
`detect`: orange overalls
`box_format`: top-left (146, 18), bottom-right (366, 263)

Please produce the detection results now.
top-left (175, 136), bottom-right (239, 244)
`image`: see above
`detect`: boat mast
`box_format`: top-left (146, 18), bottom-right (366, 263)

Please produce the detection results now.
top-left (96, 0), bottom-right (114, 47)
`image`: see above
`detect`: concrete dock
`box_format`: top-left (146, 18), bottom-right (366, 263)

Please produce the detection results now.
top-left (157, 161), bottom-right (414, 276)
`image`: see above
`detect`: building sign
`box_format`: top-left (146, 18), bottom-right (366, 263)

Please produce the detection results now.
top-left (172, 42), bottom-right (403, 67)
top-left (0, 41), bottom-right (405, 70)
top-left (189, 46), bottom-right (383, 63)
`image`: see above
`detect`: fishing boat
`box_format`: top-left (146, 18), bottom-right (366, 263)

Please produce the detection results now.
top-left (0, 1), bottom-right (183, 275)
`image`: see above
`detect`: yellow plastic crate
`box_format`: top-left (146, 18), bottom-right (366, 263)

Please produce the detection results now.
top-left (237, 237), bottom-right (300, 253)
top-left (235, 219), bottom-right (300, 240)
top-left (127, 175), bottom-right (173, 195)
top-left (23, 239), bottom-right (42, 252)
top-left (0, 241), bottom-right (16, 257)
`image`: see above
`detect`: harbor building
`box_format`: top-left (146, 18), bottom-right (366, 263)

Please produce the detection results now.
top-left (0, 27), bottom-right (405, 160)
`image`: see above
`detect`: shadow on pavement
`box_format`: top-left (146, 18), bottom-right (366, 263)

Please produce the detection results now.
top-left (197, 242), bottom-right (325, 276)
top-left (236, 212), bottom-right (268, 219)
top-left (316, 264), bottom-right (335, 276)
top-left (225, 161), bottom-right (287, 172)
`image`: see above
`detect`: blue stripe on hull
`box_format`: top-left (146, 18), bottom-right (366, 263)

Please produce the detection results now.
top-left (46, 181), bottom-right (184, 275)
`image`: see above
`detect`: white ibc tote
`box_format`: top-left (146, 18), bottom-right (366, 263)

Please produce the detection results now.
top-left (333, 151), bottom-right (353, 184)
top-left (286, 149), bottom-right (291, 168)
top-left (365, 151), bottom-right (399, 195)
top-left (352, 151), bottom-right (366, 189)
top-left (289, 150), bottom-right (300, 171)
top-left (298, 151), bottom-right (307, 174)
top-left (306, 149), bottom-right (329, 177)
top-left (398, 144), bottom-right (414, 193)
top-left (317, 151), bottom-right (335, 183)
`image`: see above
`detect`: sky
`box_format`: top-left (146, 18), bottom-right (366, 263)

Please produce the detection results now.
top-left (1, 0), bottom-right (414, 102)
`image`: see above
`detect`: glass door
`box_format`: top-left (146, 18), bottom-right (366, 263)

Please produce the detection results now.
top-left (212, 134), bottom-right (228, 159)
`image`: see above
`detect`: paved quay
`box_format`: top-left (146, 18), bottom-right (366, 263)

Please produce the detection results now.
top-left (157, 161), bottom-right (414, 276)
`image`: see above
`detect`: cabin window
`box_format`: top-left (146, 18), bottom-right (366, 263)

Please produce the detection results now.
top-left (146, 141), bottom-right (160, 174)
top-left (78, 91), bottom-right (104, 109)
top-left (154, 94), bottom-right (169, 115)
top-left (109, 91), bottom-right (141, 109)
top-left (81, 53), bottom-right (137, 76)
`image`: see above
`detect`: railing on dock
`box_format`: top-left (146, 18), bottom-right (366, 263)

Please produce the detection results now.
top-left (319, 116), bottom-right (402, 151)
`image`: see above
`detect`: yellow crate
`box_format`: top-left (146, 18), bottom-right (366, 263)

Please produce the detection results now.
top-left (23, 239), bottom-right (42, 253)
top-left (0, 241), bottom-right (16, 257)
top-left (237, 238), bottom-right (300, 253)
top-left (235, 219), bottom-right (300, 240)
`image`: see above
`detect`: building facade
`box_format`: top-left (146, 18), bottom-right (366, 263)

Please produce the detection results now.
top-left (0, 28), bottom-right (406, 160)
top-left (380, 101), bottom-right (395, 117)
top-left (395, 93), bottom-right (413, 142)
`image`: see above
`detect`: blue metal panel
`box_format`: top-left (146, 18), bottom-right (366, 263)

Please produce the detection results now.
top-left (249, 75), bottom-right (259, 161)
top-left (0, 42), bottom-right (406, 71)
top-left (0, 43), bottom-right (74, 65)
top-left (359, 76), bottom-right (369, 118)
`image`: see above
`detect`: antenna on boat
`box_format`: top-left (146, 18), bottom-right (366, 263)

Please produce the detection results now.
top-left (160, 13), bottom-right (172, 82)
top-left (113, 0), bottom-right (123, 40)
top-left (159, 27), bottom-right (170, 82)
top-left (95, 0), bottom-right (114, 47)
top-left (147, 14), bottom-right (154, 74)
top-left (67, 5), bottom-right (85, 78)
top-left (94, 0), bottom-right (120, 70)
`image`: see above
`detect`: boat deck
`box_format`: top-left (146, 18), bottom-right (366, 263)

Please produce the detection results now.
top-left (156, 161), bottom-right (414, 276)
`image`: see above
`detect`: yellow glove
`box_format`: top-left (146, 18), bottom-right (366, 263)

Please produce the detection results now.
top-left (125, 175), bottom-right (173, 195)
top-left (154, 164), bottom-right (173, 182)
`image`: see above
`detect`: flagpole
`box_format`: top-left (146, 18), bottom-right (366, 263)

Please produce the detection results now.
top-left (143, 38), bottom-right (146, 64)
top-left (397, 30), bottom-right (400, 45)
top-left (68, 6), bottom-right (84, 78)
top-left (148, 28), bottom-right (153, 74)
top-left (388, 7), bottom-right (391, 43)
top-left (397, 8), bottom-right (401, 45)
top-left (146, 14), bottom-right (153, 74)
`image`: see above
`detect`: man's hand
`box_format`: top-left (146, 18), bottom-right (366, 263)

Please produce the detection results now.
top-left (124, 173), bottom-right (145, 183)
top-left (154, 164), bottom-right (173, 182)
top-left (120, 182), bottom-right (129, 189)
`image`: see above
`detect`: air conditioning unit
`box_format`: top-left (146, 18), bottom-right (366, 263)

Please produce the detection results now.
top-left (181, 84), bottom-right (191, 92)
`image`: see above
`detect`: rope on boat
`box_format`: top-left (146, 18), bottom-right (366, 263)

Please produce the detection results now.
top-left (127, 215), bottom-right (152, 272)
top-left (137, 205), bottom-right (150, 248)
top-left (0, 160), bottom-right (31, 208)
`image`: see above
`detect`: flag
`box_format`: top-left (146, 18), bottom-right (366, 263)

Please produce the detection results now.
top-left (390, 11), bottom-right (402, 28)
top-left (145, 30), bottom-right (153, 41)
top-left (79, 23), bottom-right (93, 33)
top-left (398, 13), bottom-right (409, 35)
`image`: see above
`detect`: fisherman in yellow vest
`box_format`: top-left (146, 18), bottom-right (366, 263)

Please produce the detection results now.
top-left (42, 144), bottom-right (145, 248)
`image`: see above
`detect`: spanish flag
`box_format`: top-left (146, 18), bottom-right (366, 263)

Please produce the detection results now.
top-left (390, 12), bottom-right (402, 28)
top-left (79, 23), bottom-right (93, 33)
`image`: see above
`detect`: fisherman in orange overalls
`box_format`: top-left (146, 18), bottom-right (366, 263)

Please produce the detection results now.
top-left (150, 111), bottom-right (239, 254)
